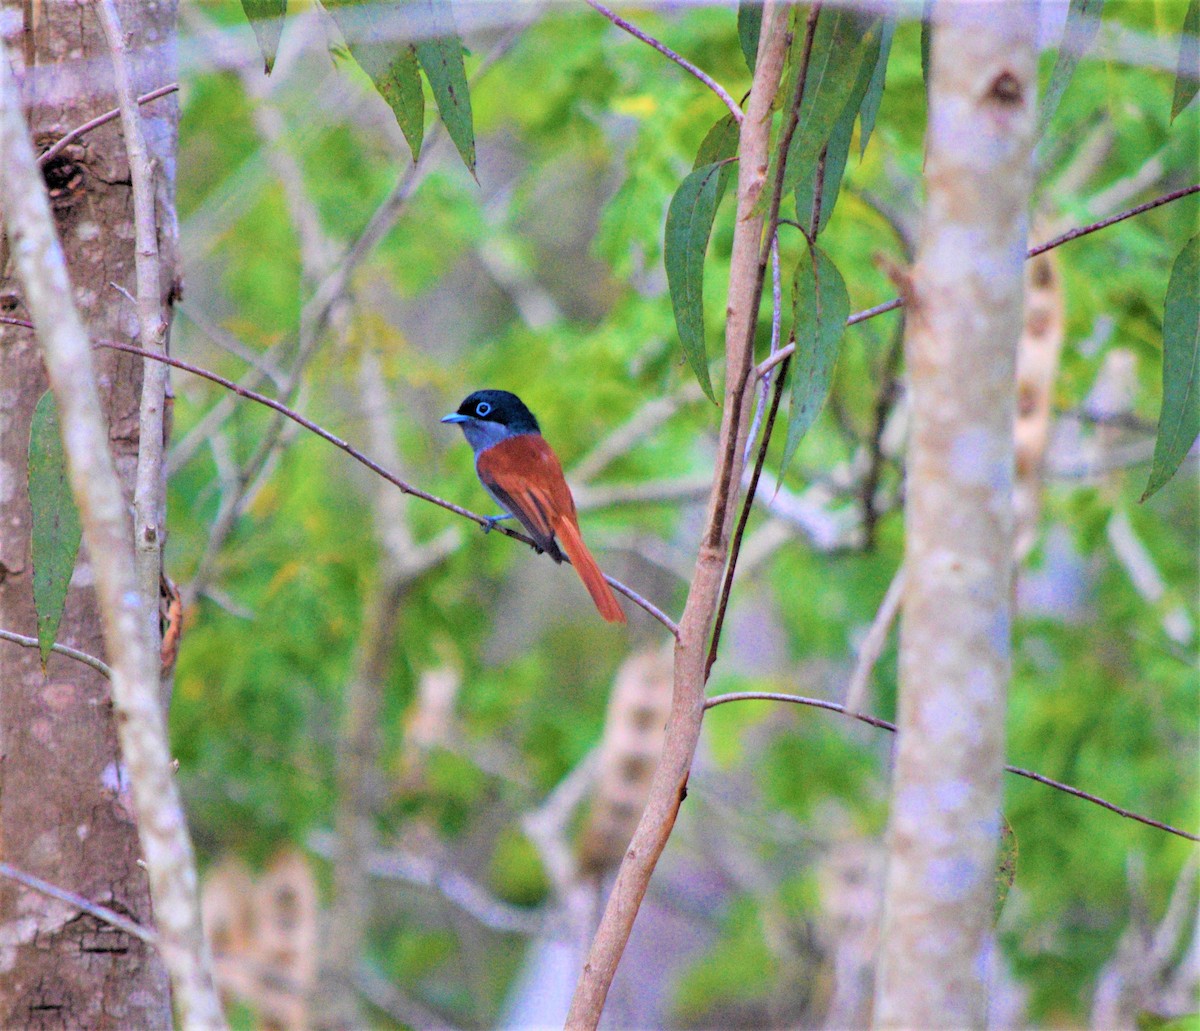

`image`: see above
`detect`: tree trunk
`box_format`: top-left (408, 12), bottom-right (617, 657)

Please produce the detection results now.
top-left (0, 1), bottom-right (178, 1025)
top-left (872, 5), bottom-right (1037, 1028)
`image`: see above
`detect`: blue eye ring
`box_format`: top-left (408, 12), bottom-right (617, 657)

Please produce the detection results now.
top-left (475, 401), bottom-right (492, 417)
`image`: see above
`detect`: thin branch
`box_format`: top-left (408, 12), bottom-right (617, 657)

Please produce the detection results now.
top-left (743, 237), bottom-right (783, 466)
top-left (702, 692), bottom-right (1199, 843)
top-left (37, 83), bottom-right (179, 167)
top-left (96, 342), bottom-right (678, 637)
top-left (0, 627), bottom-right (113, 678)
top-left (757, 182), bottom-right (1200, 378)
top-left (705, 353), bottom-right (791, 679)
top-left (1, 314), bottom-right (34, 329)
top-left (0, 861), bottom-right (158, 945)
top-left (583, 0), bottom-right (744, 123)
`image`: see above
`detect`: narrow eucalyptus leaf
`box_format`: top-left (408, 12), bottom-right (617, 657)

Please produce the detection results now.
top-left (28, 391), bottom-right (83, 667)
top-left (240, 0), bottom-right (288, 75)
top-left (1172, 0), bottom-right (1199, 121)
top-left (694, 114), bottom-right (740, 208)
top-left (858, 16), bottom-right (896, 159)
top-left (1039, 0), bottom-right (1105, 135)
top-left (994, 816), bottom-right (1018, 923)
top-left (415, 13), bottom-right (476, 177)
top-left (324, 1), bottom-right (425, 160)
top-left (665, 163), bottom-right (726, 402)
top-left (782, 246), bottom-right (850, 474)
top-left (1142, 234), bottom-right (1200, 501)
top-left (738, 2), bottom-right (763, 72)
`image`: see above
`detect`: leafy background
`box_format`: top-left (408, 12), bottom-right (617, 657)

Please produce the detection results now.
top-left (152, 0), bottom-right (1200, 1025)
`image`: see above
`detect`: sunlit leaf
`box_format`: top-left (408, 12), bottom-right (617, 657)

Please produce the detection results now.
top-left (781, 10), bottom-right (875, 197)
top-left (240, 0), bottom-right (287, 75)
top-left (858, 16), bottom-right (895, 159)
top-left (782, 245), bottom-right (850, 473)
top-left (1039, 0), bottom-right (1105, 135)
top-left (1172, 0), bottom-right (1200, 121)
top-left (28, 391), bottom-right (82, 667)
top-left (1142, 234), bottom-right (1200, 501)
top-left (323, 1), bottom-right (425, 160)
top-left (738, 1), bottom-right (763, 73)
top-left (415, 9), bottom-right (476, 177)
top-left (665, 162), bottom-right (727, 402)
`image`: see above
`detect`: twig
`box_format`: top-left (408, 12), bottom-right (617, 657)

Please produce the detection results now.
top-left (0, 861), bottom-right (158, 945)
top-left (0, 48), bottom-right (225, 1030)
top-left (37, 83), bottom-right (178, 167)
top-left (756, 182), bottom-right (1200, 378)
top-left (95, 342), bottom-right (678, 637)
top-left (701, 692), bottom-right (1199, 842)
top-left (97, 0), bottom-right (170, 682)
top-left (705, 353), bottom-right (791, 679)
top-left (0, 627), bottom-right (113, 678)
top-left (583, 0), bottom-right (744, 123)
top-left (743, 237), bottom-right (783, 466)
top-left (1, 314), bottom-right (34, 328)
top-left (842, 563), bottom-right (904, 715)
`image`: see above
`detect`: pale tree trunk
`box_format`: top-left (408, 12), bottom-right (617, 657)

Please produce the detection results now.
top-left (873, 5), bottom-right (1037, 1028)
top-left (0, 1), bottom-right (177, 1024)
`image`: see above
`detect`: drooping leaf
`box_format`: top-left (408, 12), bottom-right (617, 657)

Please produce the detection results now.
top-left (1172, 0), bottom-right (1200, 121)
top-left (240, 0), bottom-right (288, 75)
top-left (414, 4), bottom-right (476, 177)
top-left (920, 0), bottom-right (933, 87)
top-left (1039, 0), bottom-right (1105, 135)
top-left (323, 1), bottom-right (425, 161)
top-left (694, 114), bottom-right (740, 208)
top-left (781, 10), bottom-right (876, 198)
top-left (1142, 233), bottom-right (1200, 501)
top-left (28, 390), bottom-right (83, 667)
top-left (665, 162), bottom-right (727, 402)
top-left (994, 816), bottom-right (1018, 923)
top-left (738, 2), bottom-right (763, 73)
top-left (782, 245), bottom-right (850, 473)
top-left (858, 16), bottom-right (895, 159)
top-left (795, 21), bottom-right (881, 235)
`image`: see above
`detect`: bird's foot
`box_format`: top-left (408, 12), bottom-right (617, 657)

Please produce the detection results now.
top-left (481, 513), bottom-right (514, 535)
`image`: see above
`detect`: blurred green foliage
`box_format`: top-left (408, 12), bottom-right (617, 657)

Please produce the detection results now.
top-left (170, 1), bottom-right (1198, 1025)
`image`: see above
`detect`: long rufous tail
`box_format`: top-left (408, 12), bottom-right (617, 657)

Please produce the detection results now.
top-left (554, 516), bottom-right (626, 624)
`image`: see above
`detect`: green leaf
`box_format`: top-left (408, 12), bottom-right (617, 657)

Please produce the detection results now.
top-left (781, 10), bottom-right (875, 197)
top-left (28, 391), bottom-right (83, 667)
top-left (694, 114), bottom-right (740, 208)
top-left (665, 162), bottom-right (727, 402)
top-left (1142, 234), bottom-right (1200, 501)
top-left (414, 9), bottom-right (476, 177)
top-left (795, 21), bottom-right (881, 235)
top-left (323, 1), bottom-right (426, 161)
top-left (738, 2), bottom-right (763, 73)
top-left (782, 245), bottom-right (850, 473)
top-left (1172, 0), bottom-right (1200, 121)
top-left (240, 0), bottom-right (288, 75)
top-left (920, 0), bottom-right (933, 87)
top-left (1039, 0), bottom-right (1105, 135)
top-left (858, 16), bottom-right (895, 159)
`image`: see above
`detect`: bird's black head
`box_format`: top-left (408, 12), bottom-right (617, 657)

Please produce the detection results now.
top-left (449, 390), bottom-right (541, 434)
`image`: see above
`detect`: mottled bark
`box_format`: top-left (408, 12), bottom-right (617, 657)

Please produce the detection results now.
top-left (0, 2), bottom-right (177, 1025)
top-left (873, 5), bottom-right (1037, 1028)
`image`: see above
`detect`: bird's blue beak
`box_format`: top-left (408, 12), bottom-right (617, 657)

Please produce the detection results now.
top-left (441, 413), bottom-right (467, 424)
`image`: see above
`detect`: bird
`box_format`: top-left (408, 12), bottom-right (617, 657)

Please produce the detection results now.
top-left (442, 389), bottom-right (626, 624)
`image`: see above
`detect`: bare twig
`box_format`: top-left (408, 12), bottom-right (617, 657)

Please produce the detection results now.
top-left (96, 342), bottom-right (678, 637)
top-left (0, 48), bottom-right (225, 1030)
top-left (0, 627), bottom-right (113, 678)
top-left (584, 0), bottom-right (744, 123)
top-left (757, 182), bottom-right (1200, 379)
top-left (37, 83), bottom-right (179, 167)
top-left (0, 861), bottom-right (158, 945)
top-left (97, 0), bottom-right (170, 681)
top-left (701, 692), bottom-right (1199, 843)
top-left (842, 563), bottom-right (904, 715)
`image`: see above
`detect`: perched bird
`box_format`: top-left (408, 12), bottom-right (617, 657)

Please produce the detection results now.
top-left (442, 390), bottom-right (626, 624)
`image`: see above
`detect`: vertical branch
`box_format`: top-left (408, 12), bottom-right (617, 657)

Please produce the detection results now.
top-left (873, 5), bottom-right (1037, 1028)
top-left (565, 5), bottom-right (791, 1028)
top-left (0, 45), bottom-right (226, 1031)
top-left (96, 0), bottom-right (170, 676)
